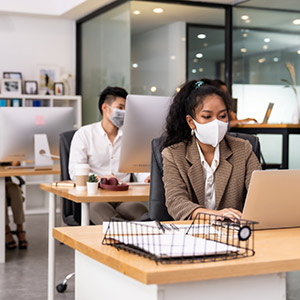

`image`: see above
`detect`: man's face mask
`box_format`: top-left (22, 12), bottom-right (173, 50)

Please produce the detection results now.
top-left (107, 105), bottom-right (125, 128)
top-left (192, 118), bottom-right (228, 147)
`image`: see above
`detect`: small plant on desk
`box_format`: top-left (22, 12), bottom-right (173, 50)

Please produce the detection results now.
top-left (87, 174), bottom-right (98, 195)
top-left (87, 174), bottom-right (98, 183)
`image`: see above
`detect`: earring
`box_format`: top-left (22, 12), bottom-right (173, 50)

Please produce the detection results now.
top-left (191, 129), bottom-right (195, 136)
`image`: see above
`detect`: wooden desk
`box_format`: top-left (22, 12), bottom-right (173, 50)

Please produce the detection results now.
top-left (40, 183), bottom-right (150, 300)
top-left (53, 225), bottom-right (300, 300)
top-left (0, 165), bottom-right (60, 263)
top-left (230, 123), bottom-right (300, 169)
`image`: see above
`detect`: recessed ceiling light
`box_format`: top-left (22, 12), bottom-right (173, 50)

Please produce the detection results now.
top-left (203, 43), bottom-right (208, 47)
top-left (293, 19), bottom-right (300, 25)
top-left (133, 10), bottom-right (140, 15)
top-left (198, 68), bottom-right (204, 72)
top-left (195, 53), bottom-right (203, 59)
top-left (263, 45), bottom-right (268, 50)
top-left (241, 15), bottom-right (249, 20)
top-left (264, 38), bottom-right (270, 43)
top-left (240, 48), bottom-right (247, 53)
top-left (297, 50), bottom-right (300, 55)
top-left (273, 57), bottom-right (279, 62)
top-left (132, 63), bottom-right (138, 68)
top-left (150, 86), bottom-right (157, 92)
top-left (197, 34), bottom-right (206, 39)
top-left (192, 69), bottom-right (197, 74)
top-left (243, 33), bottom-right (248, 38)
top-left (176, 87), bottom-right (181, 93)
top-left (153, 8), bottom-right (164, 14)
top-left (170, 56), bottom-right (176, 60)
top-left (258, 58), bottom-right (266, 63)
top-left (193, 58), bottom-right (198, 63)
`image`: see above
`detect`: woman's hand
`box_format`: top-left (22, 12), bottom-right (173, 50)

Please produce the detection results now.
top-left (215, 208), bottom-right (242, 222)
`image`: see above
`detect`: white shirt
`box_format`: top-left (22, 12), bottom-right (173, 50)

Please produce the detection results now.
top-left (196, 143), bottom-right (220, 210)
top-left (69, 121), bottom-right (148, 182)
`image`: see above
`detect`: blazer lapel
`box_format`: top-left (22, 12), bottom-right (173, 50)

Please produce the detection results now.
top-left (214, 138), bottom-right (233, 209)
top-left (186, 138), bottom-right (205, 206)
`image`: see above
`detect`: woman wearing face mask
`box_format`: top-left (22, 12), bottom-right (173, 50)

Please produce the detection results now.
top-left (162, 79), bottom-right (261, 221)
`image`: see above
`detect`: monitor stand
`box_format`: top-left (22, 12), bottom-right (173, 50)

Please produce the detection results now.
top-left (34, 134), bottom-right (54, 170)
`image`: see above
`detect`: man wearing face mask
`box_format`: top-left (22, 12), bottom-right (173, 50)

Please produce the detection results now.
top-left (69, 86), bottom-right (149, 224)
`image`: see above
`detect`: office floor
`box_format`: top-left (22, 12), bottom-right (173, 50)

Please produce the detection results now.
top-left (0, 214), bottom-right (74, 300)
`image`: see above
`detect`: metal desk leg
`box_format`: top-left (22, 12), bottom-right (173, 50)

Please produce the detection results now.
top-left (81, 203), bottom-right (90, 226)
top-left (0, 178), bottom-right (5, 263)
top-left (282, 132), bottom-right (289, 169)
top-left (48, 192), bottom-right (56, 300)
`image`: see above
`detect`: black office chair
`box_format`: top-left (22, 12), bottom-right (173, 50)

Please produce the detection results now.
top-left (149, 133), bottom-right (261, 221)
top-left (56, 129), bottom-right (78, 293)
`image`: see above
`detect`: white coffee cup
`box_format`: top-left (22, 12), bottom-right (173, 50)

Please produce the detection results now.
top-left (75, 164), bottom-right (90, 191)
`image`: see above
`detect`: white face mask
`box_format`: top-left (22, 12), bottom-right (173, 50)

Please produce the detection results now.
top-left (192, 118), bottom-right (228, 147)
top-left (107, 106), bottom-right (125, 128)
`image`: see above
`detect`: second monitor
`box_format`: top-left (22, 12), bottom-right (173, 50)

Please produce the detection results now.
top-left (118, 94), bottom-right (173, 173)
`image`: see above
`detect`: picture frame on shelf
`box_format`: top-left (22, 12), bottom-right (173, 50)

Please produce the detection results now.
top-left (35, 65), bottom-right (60, 95)
top-left (1, 78), bottom-right (22, 95)
top-left (24, 80), bottom-right (38, 95)
top-left (3, 72), bottom-right (22, 80)
top-left (53, 82), bottom-right (64, 96)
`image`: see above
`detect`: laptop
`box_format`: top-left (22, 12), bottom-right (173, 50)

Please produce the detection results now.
top-left (261, 102), bottom-right (274, 124)
top-left (242, 169), bottom-right (300, 230)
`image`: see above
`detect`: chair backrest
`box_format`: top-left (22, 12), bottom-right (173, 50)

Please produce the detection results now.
top-left (59, 130), bottom-right (81, 226)
top-left (149, 133), bottom-right (261, 221)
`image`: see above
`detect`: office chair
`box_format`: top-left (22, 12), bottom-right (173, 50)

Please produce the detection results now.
top-left (56, 129), bottom-right (78, 293)
top-left (149, 132), bottom-right (261, 221)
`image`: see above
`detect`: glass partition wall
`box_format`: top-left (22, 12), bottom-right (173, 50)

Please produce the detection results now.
top-left (232, 6), bottom-right (300, 168)
top-left (77, 0), bottom-right (226, 124)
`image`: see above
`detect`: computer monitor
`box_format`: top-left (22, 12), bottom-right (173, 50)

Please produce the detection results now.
top-left (0, 107), bottom-right (74, 167)
top-left (118, 94), bottom-right (173, 173)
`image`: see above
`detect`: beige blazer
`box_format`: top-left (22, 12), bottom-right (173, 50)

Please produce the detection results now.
top-left (162, 135), bottom-right (262, 220)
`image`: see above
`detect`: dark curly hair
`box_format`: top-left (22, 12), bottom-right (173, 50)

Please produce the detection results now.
top-left (163, 78), bottom-right (231, 148)
top-left (98, 86), bottom-right (128, 115)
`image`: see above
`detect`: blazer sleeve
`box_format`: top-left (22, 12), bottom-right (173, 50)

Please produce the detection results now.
top-left (244, 140), bottom-right (262, 190)
top-left (162, 147), bottom-right (201, 220)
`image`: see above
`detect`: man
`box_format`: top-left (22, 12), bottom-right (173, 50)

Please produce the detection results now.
top-left (69, 86), bottom-right (148, 224)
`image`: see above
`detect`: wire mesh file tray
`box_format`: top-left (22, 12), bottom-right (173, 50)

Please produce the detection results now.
top-left (102, 212), bottom-right (257, 264)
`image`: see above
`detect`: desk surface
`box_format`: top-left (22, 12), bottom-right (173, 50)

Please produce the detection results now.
top-left (40, 183), bottom-right (150, 203)
top-left (53, 225), bottom-right (300, 285)
top-left (232, 123), bottom-right (300, 129)
top-left (0, 165), bottom-right (60, 177)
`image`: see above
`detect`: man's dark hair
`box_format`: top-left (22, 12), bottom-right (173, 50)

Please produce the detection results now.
top-left (98, 86), bottom-right (128, 115)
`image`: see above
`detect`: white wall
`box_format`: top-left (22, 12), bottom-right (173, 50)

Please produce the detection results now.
top-left (0, 14), bottom-right (75, 93)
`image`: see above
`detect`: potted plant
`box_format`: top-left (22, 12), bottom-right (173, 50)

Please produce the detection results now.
top-left (87, 174), bottom-right (98, 195)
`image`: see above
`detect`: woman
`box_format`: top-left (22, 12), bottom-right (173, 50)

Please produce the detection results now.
top-left (162, 79), bottom-right (261, 221)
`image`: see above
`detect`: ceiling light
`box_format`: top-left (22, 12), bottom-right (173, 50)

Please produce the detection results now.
top-left (153, 8), bottom-right (164, 14)
top-left (240, 48), bottom-right (247, 53)
top-left (273, 57), bottom-right (279, 62)
top-left (132, 63), bottom-right (138, 68)
top-left (133, 10), bottom-right (140, 15)
top-left (297, 50), bottom-right (300, 55)
top-left (243, 33), bottom-right (248, 38)
top-left (241, 15), bottom-right (249, 20)
top-left (192, 69), bottom-right (197, 74)
top-left (195, 53), bottom-right (203, 59)
top-left (258, 58), bottom-right (266, 63)
top-left (170, 56), bottom-right (176, 60)
top-left (197, 34), bottom-right (206, 39)
top-left (176, 87), bottom-right (181, 93)
top-left (193, 58), bottom-right (198, 63)
top-left (150, 86), bottom-right (157, 92)
top-left (198, 68), bottom-right (204, 72)
top-left (264, 38), bottom-right (270, 43)
top-left (263, 45), bottom-right (268, 50)
top-left (203, 43), bottom-right (208, 47)
top-left (293, 19), bottom-right (300, 25)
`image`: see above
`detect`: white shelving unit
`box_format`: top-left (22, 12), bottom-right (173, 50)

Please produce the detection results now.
top-left (1, 94), bottom-right (82, 214)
